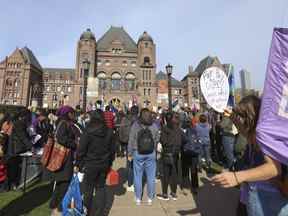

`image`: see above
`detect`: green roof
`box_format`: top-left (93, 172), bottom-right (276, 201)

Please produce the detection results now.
top-left (21, 47), bottom-right (42, 71)
top-left (97, 26), bottom-right (137, 53)
top-left (156, 71), bottom-right (183, 88)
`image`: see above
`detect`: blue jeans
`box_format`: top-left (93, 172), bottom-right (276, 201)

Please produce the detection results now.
top-left (222, 135), bottom-right (235, 168)
top-left (133, 151), bottom-right (156, 200)
top-left (247, 186), bottom-right (288, 216)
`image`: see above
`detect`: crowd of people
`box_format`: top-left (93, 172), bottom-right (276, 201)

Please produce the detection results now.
top-left (0, 95), bottom-right (287, 216)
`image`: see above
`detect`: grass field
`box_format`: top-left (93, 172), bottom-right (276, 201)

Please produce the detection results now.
top-left (0, 181), bottom-right (51, 216)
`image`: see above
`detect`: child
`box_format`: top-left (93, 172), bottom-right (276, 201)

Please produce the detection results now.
top-left (195, 114), bottom-right (211, 169)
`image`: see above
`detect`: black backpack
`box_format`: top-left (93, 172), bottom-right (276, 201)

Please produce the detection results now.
top-left (137, 126), bottom-right (154, 155)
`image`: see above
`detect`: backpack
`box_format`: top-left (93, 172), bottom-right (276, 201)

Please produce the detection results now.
top-left (137, 126), bottom-right (155, 155)
top-left (119, 117), bottom-right (133, 144)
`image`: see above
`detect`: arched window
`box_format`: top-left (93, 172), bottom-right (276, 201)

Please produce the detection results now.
top-left (5, 78), bottom-right (13, 88)
top-left (111, 72), bottom-right (121, 90)
top-left (97, 72), bottom-right (107, 89)
top-left (125, 73), bottom-right (136, 91)
top-left (144, 56), bottom-right (150, 64)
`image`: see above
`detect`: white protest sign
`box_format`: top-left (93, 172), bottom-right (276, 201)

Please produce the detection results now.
top-left (200, 66), bottom-right (229, 113)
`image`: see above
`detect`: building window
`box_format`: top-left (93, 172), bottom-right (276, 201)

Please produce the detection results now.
top-left (148, 88), bottom-right (151, 96)
top-left (145, 42), bottom-right (148, 48)
top-left (179, 89), bottom-right (182, 95)
top-left (105, 60), bottom-right (111, 66)
top-left (125, 73), bottom-right (136, 91)
top-left (97, 72), bottom-right (106, 90)
top-left (46, 86), bottom-right (50, 92)
top-left (149, 70), bottom-right (151, 80)
top-left (144, 56), bottom-right (150, 64)
top-left (5, 79), bottom-right (13, 88)
top-left (67, 87), bottom-right (72, 92)
top-left (131, 61), bottom-right (137, 67)
top-left (122, 61), bottom-right (128, 67)
top-left (111, 72), bottom-right (121, 90)
top-left (57, 86), bottom-right (61, 92)
top-left (80, 87), bottom-right (83, 95)
top-left (97, 59), bottom-right (102, 66)
top-left (143, 70), bottom-right (145, 80)
top-left (80, 68), bottom-right (83, 78)
top-left (144, 88), bottom-right (146, 96)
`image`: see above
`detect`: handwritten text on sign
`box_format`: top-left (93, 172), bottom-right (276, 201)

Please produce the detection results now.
top-left (200, 67), bottom-right (229, 113)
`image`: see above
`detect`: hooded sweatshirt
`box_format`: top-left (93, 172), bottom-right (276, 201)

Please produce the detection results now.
top-left (128, 117), bottom-right (159, 156)
top-left (76, 123), bottom-right (114, 170)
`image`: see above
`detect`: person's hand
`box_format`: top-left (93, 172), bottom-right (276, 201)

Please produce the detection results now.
top-left (211, 172), bottom-right (239, 188)
top-left (127, 156), bottom-right (133, 161)
top-left (224, 109), bottom-right (232, 117)
top-left (73, 166), bottom-right (79, 173)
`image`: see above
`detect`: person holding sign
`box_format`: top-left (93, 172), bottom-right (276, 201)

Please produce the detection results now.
top-left (212, 96), bottom-right (288, 216)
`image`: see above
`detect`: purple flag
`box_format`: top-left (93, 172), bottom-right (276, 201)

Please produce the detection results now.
top-left (256, 28), bottom-right (288, 165)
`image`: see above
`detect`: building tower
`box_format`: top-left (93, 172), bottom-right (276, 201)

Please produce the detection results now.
top-left (137, 31), bottom-right (157, 108)
top-left (74, 28), bottom-right (97, 108)
top-left (240, 69), bottom-right (251, 97)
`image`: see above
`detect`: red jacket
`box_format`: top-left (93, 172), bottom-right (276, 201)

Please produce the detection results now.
top-left (0, 160), bottom-right (6, 183)
top-left (104, 111), bottom-right (115, 129)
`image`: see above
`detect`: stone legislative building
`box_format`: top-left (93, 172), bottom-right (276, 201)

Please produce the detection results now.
top-left (0, 26), bottom-right (235, 111)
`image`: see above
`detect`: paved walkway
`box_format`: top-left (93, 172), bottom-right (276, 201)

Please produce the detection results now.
top-left (105, 158), bottom-right (239, 216)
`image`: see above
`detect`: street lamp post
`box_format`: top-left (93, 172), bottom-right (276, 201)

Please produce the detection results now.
top-left (166, 63), bottom-right (173, 112)
top-left (82, 59), bottom-right (90, 112)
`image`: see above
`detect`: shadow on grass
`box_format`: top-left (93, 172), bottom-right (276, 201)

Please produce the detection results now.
top-left (0, 183), bottom-right (51, 216)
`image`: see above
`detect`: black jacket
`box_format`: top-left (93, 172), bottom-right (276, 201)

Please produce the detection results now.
top-left (76, 123), bottom-right (114, 171)
top-left (48, 120), bottom-right (77, 182)
top-left (160, 125), bottom-right (184, 155)
top-left (8, 120), bottom-right (32, 156)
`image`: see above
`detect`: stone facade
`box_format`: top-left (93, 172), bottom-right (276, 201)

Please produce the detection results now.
top-left (73, 27), bottom-right (157, 110)
top-left (0, 47), bottom-right (43, 107)
top-left (0, 27), bottom-right (237, 111)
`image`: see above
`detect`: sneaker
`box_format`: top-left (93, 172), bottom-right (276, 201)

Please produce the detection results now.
top-left (126, 185), bottom-right (134, 192)
top-left (170, 193), bottom-right (178, 201)
top-left (147, 198), bottom-right (153, 206)
top-left (135, 198), bottom-right (141, 206)
top-left (156, 194), bottom-right (169, 201)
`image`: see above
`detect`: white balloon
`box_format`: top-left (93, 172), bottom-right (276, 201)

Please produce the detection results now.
top-left (200, 66), bottom-right (230, 113)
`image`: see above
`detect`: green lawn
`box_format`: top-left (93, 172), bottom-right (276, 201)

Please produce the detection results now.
top-left (0, 181), bottom-right (51, 216)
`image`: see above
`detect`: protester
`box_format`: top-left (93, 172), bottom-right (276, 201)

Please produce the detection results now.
top-left (75, 110), bottom-right (115, 216)
top-left (119, 106), bottom-right (139, 192)
top-left (128, 108), bottom-right (159, 205)
top-left (196, 114), bottom-right (212, 169)
top-left (0, 113), bottom-right (13, 192)
top-left (104, 105), bottom-right (115, 129)
top-left (6, 109), bottom-right (32, 190)
top-left (157, 112), bottom-right (183, 201)
top-left (220, 114), bottom-right (238, 169)
top-left (35, 110), bottom-right (53, 149)
top-left (212, 95), bottom-right (288, 216)
top-left (183, 119), bottom-right (201, 195)
top-left (49, 106), bottom-right (77, 216)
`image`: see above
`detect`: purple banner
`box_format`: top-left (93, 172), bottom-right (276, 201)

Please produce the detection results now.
top-left (256, 28), bottom-right (288, 165)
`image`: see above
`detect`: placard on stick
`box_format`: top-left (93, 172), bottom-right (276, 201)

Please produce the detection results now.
top-left (200, 66), bottom-right (230, 113)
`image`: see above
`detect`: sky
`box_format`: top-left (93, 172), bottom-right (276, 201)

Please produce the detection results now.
top-left (0, 0), bottom-right (287, 90)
